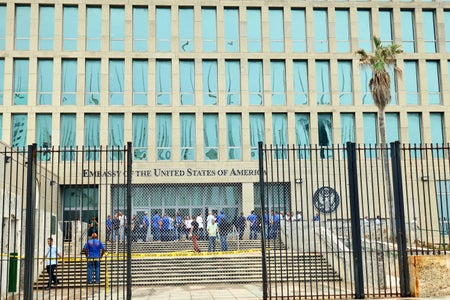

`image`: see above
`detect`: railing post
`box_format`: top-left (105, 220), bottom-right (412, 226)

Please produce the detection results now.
top-left (258, 141), bottom-right (268, 300)
top-left (126, 142), bottom-right (133, 300)
top-left (390, 141), bottom-right (410, 297)
top-left (346, 142), bottom-right (364, 299)
top-left (24, 144), bottom-right (37, 300)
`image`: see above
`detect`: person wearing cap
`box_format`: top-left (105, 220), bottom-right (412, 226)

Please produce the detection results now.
top-left (216, 210), bottom-right (226, 225)
top-left (82, 232), bottom-right (105, 284)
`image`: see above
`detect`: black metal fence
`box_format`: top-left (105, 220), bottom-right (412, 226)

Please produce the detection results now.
top-left (258, 142), bottom-right (450, 299)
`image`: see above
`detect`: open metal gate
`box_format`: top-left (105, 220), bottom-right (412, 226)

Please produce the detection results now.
top-left (258, 142), bottom-right (449, 299)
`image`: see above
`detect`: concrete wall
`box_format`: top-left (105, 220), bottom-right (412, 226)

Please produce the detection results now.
top-left (409, 255), bottom-right (450, 297)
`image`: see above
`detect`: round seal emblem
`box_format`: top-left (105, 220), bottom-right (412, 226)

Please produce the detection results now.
top-left (313, 186), bottom-right (340, 214)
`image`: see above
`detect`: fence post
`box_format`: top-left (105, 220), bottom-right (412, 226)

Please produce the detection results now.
top-left (24, 144), bottom-right (37, 300)
top-left (258, 141), bottom-right (268, 300)
top-left (346, 142), bottom-right (364, 299)
top-left (390, 141), bottom-right (410, 297)
top-left (126, 142), bottom-right (133, 300)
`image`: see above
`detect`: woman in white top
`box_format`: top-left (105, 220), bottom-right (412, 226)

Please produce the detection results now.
top-left (184, 216), bottom-right (192, 240)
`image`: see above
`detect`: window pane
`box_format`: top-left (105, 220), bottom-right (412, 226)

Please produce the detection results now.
top-left (445, 11), bottom-right (450, 52)
top-left (63, 6), bottom-right (78, 51)
top-left (248, 60), bottom-right (263, 105)
top-left (316, 61), bottom-right (330, 105)
top-left (133, 7), bottom-right (148, 52)
top-left (86, 6), bottom-right (102, 51)
top-left (225, 60), bottom-right (240, 105)
top-left (386, 113), bottom-right (399, 144)
top-left (109, 59), bottom-right (124, 105)
top-left (291, 9), bottom-right (306, 52)
top-left (62, 59), bottom-right (77, 105)
top-left (379, 10), bottom-right (393, 44)
top-left (12, 114), bottom-right (27, 148)
top-left (427, 60), bottom-right (440, 104)
top-left (340, 113), bottom-right (355, 144)
top-left (156, 7), bottom-right (171, 52)
top-left (249, 113), bottom-right (264, 160)
top-left (180, 60), bottom-right (195, 105)
top-left (0, 59), bottom-right (3, 105)
top-left (360, 66), bottom-right (373, 104)
top-left (269, 8), bottom-right (284, 52)
top-left (15, 5), bottom-right (30, 50)
top-left (335, 9), bottom-right (350, 52)
top-left (179, 7), bottom-right (194, 52)
top-left (36, 114), bottom-right (52, 160)
top-left (60, 114), bottom-right (76, 161)
top-left (39, 6), bottom-right (54, 50)
top-left (84, 114), bottom-right (100, 160)
top-left (203, 114), bottom-right (218, 160)
top-left (202, 8), bottom-right (216, 52)
top-left (110, 7), bottom-right (125, 51)
top-left (271, 61), bottom-right (286, 105)
top-left (156, 114), bottom-right (172, 161)
top-left (293, 60), bottom-right (308, 105)
top-left (85, 59), bottom-right (101, 105)
top-left (404, 61), bottom-right (419, 104)
top-left (133, 60), bottom-right (148, 105)
top-left (338, 60), bottom-right (352, 105)
top-left (0, 5), bottom-right (6, 50)
top-left (202, 60), bottom-right (218, 105)
top-left (156, 60), bottom-right (172, 105)
top-left (109, 114), bottom-right (124, 160)
top-left (13, 59), bottom-right (29, 105)
top-left (313, 9), bottom-right (328, 52)
top-left (295, 113), bottom-right (310, 159)
top-left (37, 59), bottom-right (53, 105)
top-left (363, 113), bottom-right (377, 157)
top-left (227, 114), bottom-right (242, 160)
top-left (247, 8), bottom-right (262, 52)
top-left (430, 113), bottom-right (444, 157)
top-left (318, 113), bottom-right (332, 159)
top-left (272, 113), bottom-right (287, 159)
top-left (401, 10), bottom-right (415, 53)
top-left (357, 9), bottom-right (372, 51)
top-left (423, 10), bottom-right (437, 53)
top-left (224, 8), bottom-right (239, 52)
top-left (180, 113), bottom-right (196, 160)
top-left (408, 113), bottom-right (422, 147)
top-left (132, 114), bottom-right (148, 160)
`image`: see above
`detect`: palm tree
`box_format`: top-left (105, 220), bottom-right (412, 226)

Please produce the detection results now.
top-left (356, 37), bottom-right (403, 243)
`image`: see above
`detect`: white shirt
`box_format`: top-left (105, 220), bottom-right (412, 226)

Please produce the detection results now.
top-left (196, 216), bottom-right (204, 229)
top-left (45, 245), bottom-right (60, 266)
top-left (206, 214), bottom-right (215, 227)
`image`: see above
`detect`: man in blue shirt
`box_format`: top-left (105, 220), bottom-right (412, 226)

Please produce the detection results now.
top-left (105, 215), bottom-right (112, 242)
top-left (247, 211), bottom-right (258, 240)
top-left (82, 232), bottom-right (105, 284)
top-left (216, 210), bottom-right (226, 226)
top-left (161, 214), bottom-right (171, 241)
top-left (269, 211), bottom-right (280, 239)
top-left (142, 212), bottom-right (150, 242)
top-left (152, 211), bottom-right (161, 241)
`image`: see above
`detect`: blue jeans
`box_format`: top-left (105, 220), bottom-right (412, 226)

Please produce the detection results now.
top-left (208, 236), bottom-right (217, 252)
top-left (219, 234), bottom-right (228, 251)
top-left (152, 227), bottom-right (161, 241)
top-left (87, 259), bottom-right (100, 283)
top-left (250, 227), bottom-right (258, 240)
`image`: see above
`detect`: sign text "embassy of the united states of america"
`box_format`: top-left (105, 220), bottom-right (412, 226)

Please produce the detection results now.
top-left (82, 168), bottom-right (262, 178)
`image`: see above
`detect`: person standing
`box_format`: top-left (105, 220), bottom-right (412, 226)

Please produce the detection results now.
top-left (142, 212), bottom-right (150, 242)
top-left (247, 211), bottom-right (258, 240)
top-left (43, 237), bottom-right (62, 290)
top-left (82, 232), bottom-right (105, 284)
top-left (190, 216), bottom-right (201, 252)
top-left (207, 218), bottom-right (218, 252)
top-left (236, 212), bottom-right (246, 240)
top-left (112, 214), bottom-right (120, 242)
top-left (196, 213), bottom-right (204, 240)
top-left (218, 217), bottom-right (230, 251)
top-left (105, 215), bottom-right (112, 242)
top-left (174, 212), bottom-right (182, 241)
top-left (152, 211), bottom-right (161, 241)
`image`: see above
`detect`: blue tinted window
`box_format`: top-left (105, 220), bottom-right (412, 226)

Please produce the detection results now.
top-left (335, 10), bottom-right (350, 52)
top-left (426, 60), bottom-right (440, 104)
top-left (293, 60), bottom-right (308, 105)
top-left (36, 114), bottom-right (52, 160)
top-left (110, 7), bottom-right (125, 51)
top-left (12, 114), bottom-right (28, 148)
top-left (109, 60), bottom-right (124, 105)
top-left (133, 114), bottom-right (148, 160)
top-left (156, 60), bottom-right (172, 105)
top-left (248, 60), bottom-right (263, 106)
top-left (269, 8), bottom-right (284, 52)
top-left (37, 59), bottom-right (53, 105)
top-left (408, 113), bottom-right (422, 146)
top-left (385, 113), bottom-right (399, 144)
top-left (224, 8), bottom-right (239, 52)
top-left (86, 7), bottom-right (102, 51)
top-left (202, 8), bottom-right (216, 52)
top-left (61, 59), bottom-right (77, 105)
top-left (227, 114), bottom-right (242, 160)
top-left (15, 5), bottom-right (30, 50)
top-left (272, 113), bottom-right (287, 159)
top-left (295, 113), bottom-right (310, 157)
top-left (445, 11), bottom-right (450, 52)
top-left (109, 114), bottom-right (124, 160)
top-left (0, 5), bottom-right (5, 49)
top-left (430, 113), bottom-right (444, 157)
top-left (180, 60), bottom-right (195, 105)
top-left (13, 59), bottom-right (29, 105)
top-left (84, 114), bottom-right (100, 160)
top-left (156, 7), bottom-right (171, 52)
top-left (404, 61), bottom-right (419, 104)
top-left (225, 60), bottom-right (240, 105)
top-left (386, 64), bottom-right (397, 105)
top-left (179, 7), bottom-right (194, 52)
top-left (180, 113), bottom-right (196, 160)
top-left (401, 10), bottom-right (415, 53)
top-left (0, 59), bottom-right (3, 105)
top-left (363, 113), bottom-right (377, 157)
top-left (313, 9), bottom-right (328, 52)
top-left (203, 114), bottom-right (218, 160)
top-left (156, 114), bottom-right (172, 161)
top-left (316, 61), bottom-right (330, 105)
top-left (133, 60), bottom-right (148, 105)
top-left (291, 9), bottom-right (306, 52)
top-left (63, 6), bottom-right (78, 50)
top-left (202, 60), bottom-right (218, 105)
top-left (318, 113), bottom-right (332, 159)
top-left (60, 114), bottom-right (76, 161)
top-left (338, 61), bottom-right (352, 105)
top-left (360, 66), bottom-right (373, 104)
top-left (340, 113), bottom-right (355, 145)
top-left (271, 61), bottom-right (286, 105)
top-left (379, 10), bottom-right (393, 44)
top-left (247, 8), bottom-right (262, 52)
top-left (85, 59), bottom-right (101, 105)
top-left (133, 7), bottom-right (148, 52)
top-left (39, 6), bottom-right (54, 50)
top-left (423, 10), bottom-right (437, 53)
top-left (249, 113), bottom-right (264, 159)
top-left (357, 9), bottom-right (372, 51)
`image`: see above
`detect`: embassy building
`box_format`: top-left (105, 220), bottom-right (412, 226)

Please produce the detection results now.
top-left (0, 0), bottom-right (450, 224)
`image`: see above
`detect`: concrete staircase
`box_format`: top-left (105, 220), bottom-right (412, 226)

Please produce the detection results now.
top-left (34, 240), bottom-right (341, 289)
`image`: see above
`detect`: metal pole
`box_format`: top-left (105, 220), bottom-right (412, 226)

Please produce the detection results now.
top-left (346, 142), bottom-right (364, 299)
top-left (258, 142), bottom-right (268, 300)
top-left (126, 142), bottom-right (133, 300)
top-left (24, 144), bottom-right (37, 300)
top-left (390, 141), bottom-right (410, 297)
